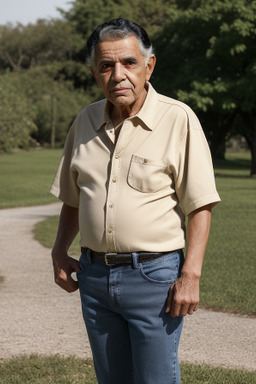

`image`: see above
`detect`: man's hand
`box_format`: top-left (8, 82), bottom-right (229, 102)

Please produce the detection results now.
top-left (52, 252), bottom-right (81, 293)
top-left (165, 272), bottom-right (200, 317)
top-left (51, 203), bottom-right (80, 293)
top-left (165, 205), bottom-right (212, 317)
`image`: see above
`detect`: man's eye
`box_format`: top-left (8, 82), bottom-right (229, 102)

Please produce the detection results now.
top-left (101, 63), bottom-right (112, 71)
top-left (126, 61), bottom-right (135, 66)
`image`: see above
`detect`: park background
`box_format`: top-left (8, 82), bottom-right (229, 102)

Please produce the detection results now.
top-left (0, 0), bottom-right (255, 383)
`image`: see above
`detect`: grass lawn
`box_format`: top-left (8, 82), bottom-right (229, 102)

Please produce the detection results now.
top-left (0, 149), bottom-right (62, 208)
top-left (200, 152), bottom-right (256, 316)
top-left (0, 355), bottom-right (255, 384)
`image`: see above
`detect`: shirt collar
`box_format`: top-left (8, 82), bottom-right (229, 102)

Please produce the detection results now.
top-left (134, 82), bottom-right (159, 131)
top-left (95, 82), bottom-right (159, 131)
top-left (92, 99), bottom-right (112, 131)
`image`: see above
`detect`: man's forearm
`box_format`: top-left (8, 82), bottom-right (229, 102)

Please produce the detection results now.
top-left (52, 203), bottom-right (79, 257)
top-left (182, 204), bottom-right (212, 278)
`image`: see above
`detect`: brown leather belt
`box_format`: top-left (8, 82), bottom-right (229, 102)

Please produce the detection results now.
top-left (81, 248), bottom-right (170, 266)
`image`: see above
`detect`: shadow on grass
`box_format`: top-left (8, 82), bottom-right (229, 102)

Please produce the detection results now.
top-left (214, 173), bottom-right (251, 179)
top-left (214, 155), bottom-right (250, 169)
top-left (213, 154), bottom-right (252, 178)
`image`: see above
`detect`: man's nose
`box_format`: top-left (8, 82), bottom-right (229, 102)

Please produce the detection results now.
top-left (112, 63), bottom-right (126, 82)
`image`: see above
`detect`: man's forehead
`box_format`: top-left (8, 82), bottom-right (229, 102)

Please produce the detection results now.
top-left (94, 36), bottom-right (142, 60)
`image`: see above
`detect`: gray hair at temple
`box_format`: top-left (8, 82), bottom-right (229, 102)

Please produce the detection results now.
top-left (86, 18), bottom-right (155, 68)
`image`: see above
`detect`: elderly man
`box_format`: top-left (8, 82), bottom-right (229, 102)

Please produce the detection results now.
top-left (51, 18), bottom-right (220, 384)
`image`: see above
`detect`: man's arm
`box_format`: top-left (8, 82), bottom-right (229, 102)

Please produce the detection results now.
top-left (166, 204), bottom-right (212, 317)
top-left (51, 203), bottom-right (81, 293)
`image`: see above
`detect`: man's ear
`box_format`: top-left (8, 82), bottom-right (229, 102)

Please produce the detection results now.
top-left (90, 66), bottom-right (96, 79)
top-left (146, 56), bottom-right (156, 81)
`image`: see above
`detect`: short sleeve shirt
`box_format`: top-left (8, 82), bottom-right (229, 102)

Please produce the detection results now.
top-left (50, 83), bottom-right (220, 252)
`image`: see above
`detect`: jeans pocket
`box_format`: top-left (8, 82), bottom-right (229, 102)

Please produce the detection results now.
top-left (139, 250), bottom-right (184, 284)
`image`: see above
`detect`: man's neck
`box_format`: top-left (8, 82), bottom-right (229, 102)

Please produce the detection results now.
top-left (110, 89), bottom-right (148, 127)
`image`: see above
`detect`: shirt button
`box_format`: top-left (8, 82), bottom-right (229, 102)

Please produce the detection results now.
top-left (112, 178), bottom-right (117, 183)
top-left (144, 158), bottom-right (148, 163)
top-left (108, 229), bottom-right (112, 233)
top-left (109, 204), bottom-right (113, 208)
top-left (115, 154), bottom-right (119, 159)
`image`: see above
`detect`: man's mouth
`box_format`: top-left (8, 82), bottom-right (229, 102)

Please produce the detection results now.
top-left (111, 87), bottom-right (131, 94)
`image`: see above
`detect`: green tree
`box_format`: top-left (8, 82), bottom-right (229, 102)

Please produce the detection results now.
top-left (0, 72), bottom-right (37, 152)
top-left (0, 19), bottom-right (84, 72)
top-left (16, 67), bottom-right (93, 147)
top-left (60, 0), bottom-right (173, 37)
top-left (0, 17), bottom-right (100, 93)
top-left (59, 0), bottom-right (175, 61)
top-left (153, 0), bottom-right (256, 175)
top-left (0, 68), bottom-right (95, 151)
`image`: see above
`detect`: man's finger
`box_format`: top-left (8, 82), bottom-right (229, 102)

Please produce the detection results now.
top-left (165, 285), bottom-right (175, 313)
top-left (59, 274), bottom-right (79, 293)
top-left (187, 303), bottom-right (199, 315)
top-left (187, 304), bottom-right (195, 315)
top-left (170, 301), bottom-right (182, 318)
top-left (179, 304), bottom-right (190, 317)
top-left (66, 276), bottom-right (79, 292)
top-left (70, 258), bottom-right (81, 273)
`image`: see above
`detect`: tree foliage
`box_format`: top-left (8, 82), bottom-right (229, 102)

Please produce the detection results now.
top-left (59, 0), bottom-right (174, 41)
top-left (0, 72), bottom-right (37, 152)
top-left (0, 18), bottom-right (99, 150)
top-left (153, 0), bottom-right (256, 174)
top-left (0, 20), bottom-right (84, 72)
top-left (0, 67), bottom-right (94, 151)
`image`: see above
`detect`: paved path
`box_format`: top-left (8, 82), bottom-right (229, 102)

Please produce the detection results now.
top-left (0, 204), bottom-right (255, 372)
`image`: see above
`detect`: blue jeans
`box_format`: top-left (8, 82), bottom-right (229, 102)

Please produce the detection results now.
top-left (77, 249), bottom-right (184, 384)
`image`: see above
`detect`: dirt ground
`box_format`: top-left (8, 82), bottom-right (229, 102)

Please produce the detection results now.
top-left (0, 203), bottom-right (255, 372)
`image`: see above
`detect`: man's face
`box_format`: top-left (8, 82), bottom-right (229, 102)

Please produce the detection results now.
top-left (90, 35), bottom-right (156, 116)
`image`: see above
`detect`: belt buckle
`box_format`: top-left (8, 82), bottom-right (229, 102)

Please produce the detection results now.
top-left (104, 253), bottom-right (117, 266)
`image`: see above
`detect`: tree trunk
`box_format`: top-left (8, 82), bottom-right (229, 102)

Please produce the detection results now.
top-left (51, 92), bottom-right (56, 149)
top-left (250, 117), bottom-right (256, 177)
top-left (212, 140), bottom-right (226, 160)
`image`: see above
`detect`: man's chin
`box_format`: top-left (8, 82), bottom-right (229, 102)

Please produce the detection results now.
top-left (111, 95), bottom-right (133, 106)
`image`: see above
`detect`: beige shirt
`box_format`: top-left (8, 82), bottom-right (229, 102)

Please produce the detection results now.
top-left (50, 83), bottom-right (220, 253)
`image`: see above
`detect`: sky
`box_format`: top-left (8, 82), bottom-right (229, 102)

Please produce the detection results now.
top-left (0, 0), bottom-right (71, 25)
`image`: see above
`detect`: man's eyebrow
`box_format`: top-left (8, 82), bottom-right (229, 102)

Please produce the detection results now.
top-left (98, 56), bottom-right (138, 65)
top-left (123, 56), bottom-right (137, 62)
top-left (98, 59), bottom-right (113, 65)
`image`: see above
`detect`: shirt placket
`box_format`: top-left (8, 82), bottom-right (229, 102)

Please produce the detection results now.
top-left (105, 120), bottom-right (131, 252)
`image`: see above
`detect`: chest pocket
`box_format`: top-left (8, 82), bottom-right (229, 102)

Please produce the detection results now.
top-left (127, 155), bottom-right (167, 193)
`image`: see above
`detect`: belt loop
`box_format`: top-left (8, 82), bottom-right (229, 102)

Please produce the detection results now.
top-left (131, 252), bottom-right (139, 269)
top-left (85, 248), bottom-right (92, 264)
